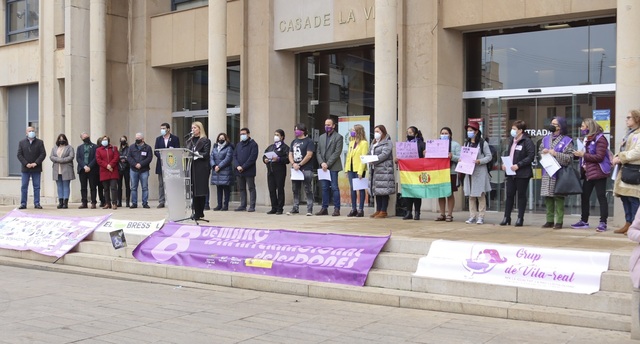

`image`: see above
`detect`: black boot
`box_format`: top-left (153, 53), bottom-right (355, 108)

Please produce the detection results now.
top-left (515, 218), bottom-right (524, 227)
top-left (57, 198), bottom-right (63, 209)
top-left (403, 212), bottom-right (413, 220)
top-left (62, 199), bottom-right (68, 209)
top-left (414, 212), bottom-right (420, 220)
top-left (499, 217), bottom-right (511, 226)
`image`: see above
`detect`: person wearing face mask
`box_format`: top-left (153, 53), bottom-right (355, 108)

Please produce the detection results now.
top-left (94, 136), bottom-right (107, 208)
top-left (462, 122), bottom-right (492, 225)
top-left (344, 124), bottom-right (369, 217)
top-left (572, 118), bottom-right (611, 232)
top-left (316, 118), bottom-right (344, 216)
top-left (17, 126), bottom-right (47, 209)
top-left (96, 135), bottom-right (120, 209)
top-left (539, 117), bottom-right (574, 229)
top-left (499, 120), bottom-right (535, 227)
top-left (127, 132), bottom-right (154, 209)
top-left (369, 125), bottom-right (395, 219)
top-left (49, 133), bottom-right (75, 209)
top-left (288, 123), bottom-right (315, 216)
top-left (233, 127), bottom-right (259, 212)
top-left (434, 127), bottom-right (461, 222)
top-left (210, 133), bottom-right (234, 211)
top-left (399, 126), bottom-right (425, 220)
top-left (612, 110), bottom-right (640, 234)
top-left (117, 136), bottom-right (131, 208)
top-left (154, 123), bottom-right (180, 209)
top-left (76, 132), bottom-right (98, 209)
top-left (263, 129), bottom-right (290, 215)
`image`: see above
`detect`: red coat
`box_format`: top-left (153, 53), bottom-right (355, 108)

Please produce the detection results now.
top-left (96, 145), bottom-right (120, 181)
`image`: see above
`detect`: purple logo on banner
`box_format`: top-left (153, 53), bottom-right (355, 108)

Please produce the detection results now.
top-left (133, 222), bottom-right (390, 286)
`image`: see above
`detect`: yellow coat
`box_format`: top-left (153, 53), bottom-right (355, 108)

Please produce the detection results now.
top-left (614, 131), bottom-right (640, 198)
top-left (345, 139), bottom-right (369, 177)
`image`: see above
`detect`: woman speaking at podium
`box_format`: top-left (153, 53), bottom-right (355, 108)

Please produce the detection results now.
top-left (186, 121), bottom-right (211, 220)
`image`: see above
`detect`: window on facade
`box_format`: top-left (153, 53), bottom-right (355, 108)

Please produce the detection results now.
top-left (465, 17), bottom-right (616, 91)
top-left (6, 0), bottom-right (39, 43)
top-left (8, 84), bottom-right (38, 176)
top-left (171, 0), bottom-right (208, 11)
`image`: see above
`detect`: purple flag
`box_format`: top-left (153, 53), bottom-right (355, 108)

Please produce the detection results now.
top-left (133, 222), bottom-right (390, 286)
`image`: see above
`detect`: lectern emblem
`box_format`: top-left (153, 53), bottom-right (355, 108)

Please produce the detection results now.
top-left (166, 153), bottom-right (177, 168)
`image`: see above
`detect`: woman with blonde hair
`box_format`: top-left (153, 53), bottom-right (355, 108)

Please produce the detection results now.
top-left (186, 121), bottom-right (211, 220)
top-left (344, 124), bottom-right (369, 217)
top-left (572, 118), bottom-right (611, 232)
top-left (612, 109), bottom-right (640, 234)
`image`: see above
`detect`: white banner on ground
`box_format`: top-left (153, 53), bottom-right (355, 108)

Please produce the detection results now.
top-left (414, 240), bottom-right (610, 294)
top-left (96, 219), bottom-right (165, 236)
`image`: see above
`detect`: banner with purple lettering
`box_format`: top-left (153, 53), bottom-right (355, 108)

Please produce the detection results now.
top-left (133, 222), bottom-right (390, 286)
top-left (0, 210), bottom-right (110, 257)
top-left (414, 240), bottom-right (610, 294)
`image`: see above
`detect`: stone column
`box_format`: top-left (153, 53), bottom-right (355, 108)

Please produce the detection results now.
top-left (209, 0), bottom-right (227, 137)
top-left (618, 3), bottom-right (640, 338)
top-left (375, 0), bottom-right (398, 213)
top-left (90, 0), bottom-right (106, 138)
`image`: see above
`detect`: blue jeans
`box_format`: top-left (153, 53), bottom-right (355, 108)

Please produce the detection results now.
top-left (320, 170), bottom-right (340, 209)
top-left (621, 196), bottom-right (640, 224)
top-left (348, 171), bottom-right (365, 211)
top-left (130, 169), bottom-right (149, 206)
top-left (56, 175), bottom-right (71, 198)
top-left (21, 171), bottom-right (41, 206)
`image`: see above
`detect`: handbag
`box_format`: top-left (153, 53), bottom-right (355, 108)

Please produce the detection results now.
top-left (554, 166), bottom-right (582, 195)
top-left (621, 164), bottom-right (640, 185)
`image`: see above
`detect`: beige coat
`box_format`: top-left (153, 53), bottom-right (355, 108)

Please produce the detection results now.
top-left (614, 131), bottom-right (640, 198)
top-left (50, 145), bottom-right (76, 181)
top-left (628, 209), bottom-right (640, 288)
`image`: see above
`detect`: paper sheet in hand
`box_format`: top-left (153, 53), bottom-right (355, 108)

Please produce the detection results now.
top-left (361, 155), bottom-right (379, 163)
top-left (454, 146), bottom-right (478, 175)
top-left (192, 151), bottom-right (203, 160)
top-left (317, 169), bottom-right (331, 181)
top-left (264, 151), bottom-right (277, 159)
top-left (352, 177), bottom-right (369, 190)
top-left (424, 140), bottom-right (449, 158)
top-left (396, 142), bottom-right (419, 159)
top-left (576, 139), bottom-right (585, 152)
top-left (501, 156), bottom-right (516, 176)
top-left (539, 153), bottom-right (561, 176)
top-left (611, 164), bottom-right (619, 181)
top-left (290, 168), bottom-right (304, 180)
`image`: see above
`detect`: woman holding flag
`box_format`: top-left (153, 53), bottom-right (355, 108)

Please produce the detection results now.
top-left (400, 126), bottom-right (425, 220)
top-left (435, 127), bottom-right (461, 222)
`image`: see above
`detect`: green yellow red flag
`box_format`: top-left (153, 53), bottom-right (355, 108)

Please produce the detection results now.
top-left (398, 158), bottom-right (452, 199)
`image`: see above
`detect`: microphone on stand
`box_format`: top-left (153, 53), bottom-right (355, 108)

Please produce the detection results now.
top-left (184, 131), bottom-right (193, 139)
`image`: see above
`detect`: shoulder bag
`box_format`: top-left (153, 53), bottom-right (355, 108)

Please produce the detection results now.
top-left (621, 164), bottom-right (640, 185)
top-left (554, 166), bottom-right (583, 195)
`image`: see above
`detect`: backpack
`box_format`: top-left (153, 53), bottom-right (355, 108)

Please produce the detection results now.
top-left (480, 139), bottom-right (498, 172)
top-left (589, 134), bottom-right (614, 175)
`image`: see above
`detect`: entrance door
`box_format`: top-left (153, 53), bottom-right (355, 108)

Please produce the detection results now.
top-left (465, 87), bottom-right (615, 216)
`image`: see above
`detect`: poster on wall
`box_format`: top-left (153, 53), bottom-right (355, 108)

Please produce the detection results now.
top-left (593, 109), bottom-right (611, 133)
top-left (338, 116), bottom-right (371, 206)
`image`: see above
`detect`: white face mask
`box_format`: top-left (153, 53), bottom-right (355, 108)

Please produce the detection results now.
top-left (440, 134), bottom-right (449, 140)
top-left (510, 129), bottom-right (518, 138)
top-left (374, 132), bottom-right (382, 140)
top-left (101, 140), bottom-right (108, 147)
top-left (274, 135), bottom-right (281, 143)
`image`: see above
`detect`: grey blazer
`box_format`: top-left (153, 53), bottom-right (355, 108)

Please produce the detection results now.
top-left (50, 145), bottom-right (76, 181)
top-left (316, 131), bottom-right (344, 171)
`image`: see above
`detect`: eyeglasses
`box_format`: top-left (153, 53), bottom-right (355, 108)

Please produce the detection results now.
top-left (627, 116), bottom-right (632, 119)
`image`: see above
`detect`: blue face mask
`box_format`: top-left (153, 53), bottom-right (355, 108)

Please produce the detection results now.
top-left (101, 140), bottom-right (108, 147)
top-left (240, 134), bottom-right (248, 142)
top-left (440, 135), bottom-right (449, 140)
top-left (510, 129), bottom-right (517, 138)
top-left (466, 131), bottom-right (475, 139)
top-left (27, 131), bottom-right (36, 139)
top-left (160, 129), bottom-right (167, 136)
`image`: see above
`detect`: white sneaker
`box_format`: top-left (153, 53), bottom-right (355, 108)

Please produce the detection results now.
top-left (465, 217), bottom-right (476, 224)
top-left (476, 217), bottom-right (484, 225)
top-left (306, 212), bottom-right (313, 216)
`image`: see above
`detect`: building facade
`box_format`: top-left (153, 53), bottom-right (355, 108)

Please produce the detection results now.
top-left (0, 0), bottom-right (638, 222)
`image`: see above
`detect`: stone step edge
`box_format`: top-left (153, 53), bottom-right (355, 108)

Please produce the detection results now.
top-left (2, 253), bottom-right (627, 332)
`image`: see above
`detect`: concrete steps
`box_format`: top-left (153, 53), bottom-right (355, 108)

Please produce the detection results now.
top-left (0, 234), bottom-right (633, 332)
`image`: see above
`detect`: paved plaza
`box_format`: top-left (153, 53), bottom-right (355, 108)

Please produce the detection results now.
top-left (0, 265), bottom-right (636, 344)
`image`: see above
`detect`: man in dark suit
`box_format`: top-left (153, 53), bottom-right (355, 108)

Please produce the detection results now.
top-left (16, 126), bottom-right (46, 209)
top-left (233, 127), bottom-right (259, 212)
top-left (154, 122), bottom-right (180, 208)
top-left (76, 132), bottom-right (99, 209)
top-left (316, 118), bottom-right (344, 216)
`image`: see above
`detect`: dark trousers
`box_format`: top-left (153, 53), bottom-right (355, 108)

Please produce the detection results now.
top-left (95, 172), bottom-right (105, 204)
top-left (102, 179), bottom-right (118, 205)
top-left (237, 175), bottom-right (256, 210)
top-left (581, 178), bottom-right (608, 223)
top-left (504, 177), bottom-right (530, 219)
top-left (193, 196), bottom-right (206, 218)
top-left (215, 185), bottom-right (230, 209)
top-left (267, 168), bottom-right (286, 212)
top-left (375, 195), bottom-right (390, 212)
top-left (78, 171), bottom-right (97, 205)
top-left (117, 169), bottom-right (131, 205)
top-left (405, 197), bottom-right (422, 214)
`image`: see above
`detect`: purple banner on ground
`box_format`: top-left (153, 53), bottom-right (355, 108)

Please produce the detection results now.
top-left (133, 222), bottom-right (390, 286)
top-left (0, 210), bottom-right (110, 257)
